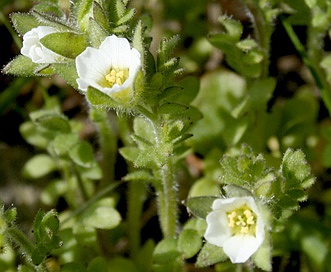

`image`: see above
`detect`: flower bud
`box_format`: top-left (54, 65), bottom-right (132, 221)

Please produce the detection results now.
top-left (21, 26), bottom-right (64, 63)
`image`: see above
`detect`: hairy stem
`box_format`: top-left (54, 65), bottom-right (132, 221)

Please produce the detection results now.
top-left (157, 158), bottom-right (178, 238)
top-left (149, 114), bottom-right (178, 238)
top-left (7, 227), bottom-right (47, 272)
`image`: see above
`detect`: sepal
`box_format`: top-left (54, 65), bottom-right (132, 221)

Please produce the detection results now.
top-left (2, 55), bottom-right (49, 77)
top-left (40, 32), bottom-right (88, 59)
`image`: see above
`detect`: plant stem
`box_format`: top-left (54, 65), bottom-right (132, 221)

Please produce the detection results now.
top-left (92, 109), bottom-right (117, 188)
top-left (157, 157), bottom-right (178, 238)
top-left (118, 116), bottom-right (146, 257)
top-left (127, 181), bottom-right (146, 257)
top-left (244, 0), bottom-right (271, 78)
top-left (281, 16), bottom-right (331, 116)
top-left (7, 227), bottom-right (47, 272)
top-left (149, 114), bottom-right (178, 238)
top-left (61, 181), bottom-right (122, 226)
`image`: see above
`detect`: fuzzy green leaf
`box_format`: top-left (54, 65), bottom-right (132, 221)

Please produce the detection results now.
top-left (122, 170), bottom-right (155, 182)
top-left (10, 12), bottom-right (39, 35)
top-left (196, 243), bottom-right (228, 268)
top-left (178, 229), bottom-right (202, 259)
top-left (88, 18), bottom-right (109, 48)
top-left (185, 196), bottom-right (219, 219)
top-left (52, 62), bottom-right (79, 89)
top-left (32, 2), bottom-right (64, 17)
top-left (86, 86), bottom-right (117, 108)
top-left (2, 55), bottom-right (46, 77)
top-left (116, 8), bottom-right (136, 26)
top-left (133, 116), bottom-right (156, 145)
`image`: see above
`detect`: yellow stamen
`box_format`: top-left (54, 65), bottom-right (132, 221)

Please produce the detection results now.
top-left (105, 68), bottom-right (129, 88)
top-left (226, 205), bottom-right (257, 236)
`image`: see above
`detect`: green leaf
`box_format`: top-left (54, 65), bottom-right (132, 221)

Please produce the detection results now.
top-left (87, 257), bottom-right (108, 272)
top-left (116, 8), bottom-right (136, 26)
top-left (10, 12), bottom-right (39, 35)
top-left (282, 149), bottom-right (312, 186)
top-left (120, 146), bottom-right (155, 168)
top-left (22, 154), bottom-right (57, 179)
top-left (93, 1), bottom-right (110, 31)
top-left (157, 35), bottom-right (180, 67)
top-left (107, 257), bottom-right (138, 272)
top-left (40, 179), bottom-right (68, 206)
top-left (31, 112), bottom-right (71, 134)
top-left (32, 210), bottom-right (61, 265)
top-left (4, 207), bottom-right (17, 224)
top-left (218, 15), bottom-right (243, 39)
top-left (185, 196), bottom-right (219, 219)
top-left (52, 62), bottom-right (79, 89)
top-left (189, 177), bottom-right (220, 197)
top-left (77, 0), bottom-right (93, 31)
top-left (133, 116), bottom-right (156, 144)
top-left (31, 11), bottom-right (72, 31)
top-left (88, 18), bottom-right (109, 48)
top-left (19, 121), bottom-right (53, 149)
top-left (81, 198), bottom-right (121, 229)
top-left (132, 21), bottom-right (145, 68)
top-left (32, 2), bottom-right (64, 17)
top-left (135, 240), bottom-right (155, 272)
top-left (252, 233), bottom-right (272, 271)
top-left (2, 55), bottom-right (45, 77)
top-left (69, 141), bottom-right (95, 168)
top-left (86, 86), bottom-right (117, 109)
top-left (73, 224), bottom-right (97, 247)
top-left (123, 170), bottom-right (155, 182)
top-left (153, 238), bottom-right (182, 272)
top-left (40, 32), bottom-right (88, 59)
top-left (178, 229), bottom-right (202, 259)
top-left (196, 243), bottom-right (228, 268)
top-left (50, 133), bottom-right (80, 156)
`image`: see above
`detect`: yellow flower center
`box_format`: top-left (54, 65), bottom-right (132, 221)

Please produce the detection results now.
top-left (105, 68), bottom-right (129, 87)
top-left (227, 205), bottom-right (257, 236)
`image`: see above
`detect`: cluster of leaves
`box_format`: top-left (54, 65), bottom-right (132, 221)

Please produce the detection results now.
top-left (0, 206), bottom-right (61, 272)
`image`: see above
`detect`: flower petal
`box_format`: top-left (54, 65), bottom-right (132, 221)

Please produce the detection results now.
top-left (75, 34), bottom-right (141, 101)
top-left (99, 35), bottom-right (132, 69)
top-left (204, 210), bottom-right (231, 247)
top-left (223, 235), bottom-right (261, 263)
top-left (20, 26), bottom-right (62, 63)
top-left (76, 46), bottom-right (111, 91)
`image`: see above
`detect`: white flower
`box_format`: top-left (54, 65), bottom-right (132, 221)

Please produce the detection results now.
top-left (21, 26), bottom-right (63, 63)
top-left (204, 197), bottom-right (265, 263)
top-left (75, 35), bottom-right (141, 97)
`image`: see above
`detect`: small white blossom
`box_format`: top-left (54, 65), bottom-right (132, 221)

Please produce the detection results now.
top-left (21, 26), bottom-right (63, 63)
top-left (204, 197), bottom-right (265, 263)
top-left (75, 35), bottom-right (141, 97)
